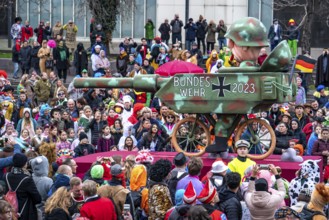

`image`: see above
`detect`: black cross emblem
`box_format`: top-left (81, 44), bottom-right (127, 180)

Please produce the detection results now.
top-left (212, 76), bottom-right (231, 97)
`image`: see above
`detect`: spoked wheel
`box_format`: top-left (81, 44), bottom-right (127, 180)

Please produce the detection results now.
top-left (234, 118), bottom-right (276, 160)
top-left (171, 117), bottom-right (211, 157)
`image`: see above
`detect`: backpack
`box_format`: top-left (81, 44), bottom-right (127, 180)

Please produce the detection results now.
top-left (167, 170), bottom-right (188, 205)
top-left (130, 187), bottom-right (145, 208)
top-left (299, 204), bottom-right (326, 220)
top-left (5, 174), bottom-right (29, 217)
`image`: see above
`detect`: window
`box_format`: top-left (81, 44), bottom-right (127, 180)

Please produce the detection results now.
top-left (52, 0), bottom-right (62, 24)
top-left (74, 1), bottom-right (86, 37)
top-left (63, 0), bottom-right (73, 24)
top-left (29, 1), bottom-right (39, 28)
top-left (17, 1), bottom-right (27, 22)
top-left (133, 0), bottom-right (145, 39)
top-left (121, 11), bottom-right (132, 38)
top-left (40, 0), bottom-right (50, 22)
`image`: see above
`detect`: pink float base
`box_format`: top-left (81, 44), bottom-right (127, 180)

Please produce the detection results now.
top-left (75, 152), bottom-right (323, 181)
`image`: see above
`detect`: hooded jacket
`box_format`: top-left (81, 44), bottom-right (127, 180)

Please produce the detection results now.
top-left (244, 178), bottom-right (285, 220)
top-left (74, 143), bottom-right (95, 157)
top-left (31, 156), bottom-right (53, 202)
top-left (218, 188), bottom-right (242, 220)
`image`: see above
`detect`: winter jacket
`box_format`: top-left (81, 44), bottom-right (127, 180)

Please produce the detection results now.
top-left (31, 45), bottom-right (41, 68)
top-left (218, 189), bottom-right (242, 220)
top-left (244, 178), bottom-right (285, 220)
top-left (170, 19), bottom-right (184, 34)
top-left (196, 20), bottom-right (207, 38)
top-left (158, 23), bottom-right (171, 41)
top-left (31, 156), bottom-right (53, 202)
top-left (116, 53), bottom-right (129, 76)
top-left (80, 196), bottom-right (117, 220)
top-left (34, 79), bottom-right (51, 102)
top-left (137, 134), bottom-right (167, 151)
top-left (49, 173), bottom-right (70, 197)
top-left (287, 25), bottom-right (300, 40)
top-left (292, 128), bottom-right (307, 149)
top-left (307, 132), bottom-right (318, 155)
top-left (274, 130), bottom-right (294, 154)
top-left (12, 45), bottom-right (20, 63)
top-left (45, 208), bottom-right (72, 220)
top-left (4, 170), bottom-right (42, 220)
top-left (148, 182), bottom-right (173, 220)
top-left (20, 46), bottom-right (32, 69)
top-left (184, 22), bottom-right (197, 41)
top-left (97, 135), bottom-right (115, 152)
top-left (145, 22), bottom-right (155, 40)
top-left (217, 24), bottom-right (227, 39)
top-left (143, 65), bottom-right (155, 74)
top-left (176, 175), bottom-right (203, 196)
top-left (53, 46), bottom-right (70, 70)
top-left (88, 119), bottom-right (107, 145)
top-left (73, 43), bottom-right (88, 70)
top-left (312, 138), bottom-right (329, 166)
top-left (74, 143), bottom-right (95, 157)
top-left (203, 203), bottom-right (227, 220)
top-left (206, 24), bottom-right (217, 43)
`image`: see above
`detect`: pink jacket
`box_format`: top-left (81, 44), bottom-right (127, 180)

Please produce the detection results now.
top-left (244, 178), bottom-right (285, 220)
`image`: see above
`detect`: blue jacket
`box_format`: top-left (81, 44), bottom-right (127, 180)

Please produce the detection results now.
top-left (307, 132), bottom-right (318, 155)
top-left (0, 144), bottom-right (21, 179)
top-left (184, 23), bottom-right (197, 41)
top-left (16, 118), bottom-right (38, 136)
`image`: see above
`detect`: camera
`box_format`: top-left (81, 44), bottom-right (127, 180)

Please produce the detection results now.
top-left (258, 164), bottom-right (269, 170)
top-left (124, 204), bottom-right (130, 215)
top-left (0, 138), bottom-right (8, 148)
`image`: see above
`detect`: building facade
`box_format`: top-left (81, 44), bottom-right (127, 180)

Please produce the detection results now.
top-left (15, 0), bottom-right (272, 43)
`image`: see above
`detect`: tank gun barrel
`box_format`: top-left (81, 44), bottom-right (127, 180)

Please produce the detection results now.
top-left (73, 75), bottom-right (170, 92)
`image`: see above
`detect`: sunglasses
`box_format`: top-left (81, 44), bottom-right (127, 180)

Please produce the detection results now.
top-left (167, 116), bottom-right (174, 119)
top-left (58, 93), bottom-right (65, 96)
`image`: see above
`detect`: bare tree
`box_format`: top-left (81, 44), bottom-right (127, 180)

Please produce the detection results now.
top-left (271, 0), bottom-right (329, 54)
top-left (78, 0), bottom-right (135, 52)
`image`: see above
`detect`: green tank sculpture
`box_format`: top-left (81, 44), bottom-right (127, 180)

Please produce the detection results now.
top-left (74, 18), bottom-right (296, 160)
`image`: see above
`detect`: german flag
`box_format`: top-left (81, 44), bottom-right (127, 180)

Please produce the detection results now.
top-left (295, 55), bottom-right (316, 73)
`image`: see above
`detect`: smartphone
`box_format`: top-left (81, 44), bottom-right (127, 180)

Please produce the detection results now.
top-left (123, 204), bottom-right (130, 216)
top-left (258, 164), bottom-right (269, 170)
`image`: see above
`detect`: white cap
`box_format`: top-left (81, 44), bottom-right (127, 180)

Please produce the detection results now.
top-left (122, 95), bottom-right (132, 103)
top-left (235, 140), bottom-right (250, 149)
top-left (211, 161), bottom-right (228, 174)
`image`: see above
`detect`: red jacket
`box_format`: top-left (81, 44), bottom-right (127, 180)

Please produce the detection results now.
top-left (80, 196), bottom-right (117, 220)
top-left (302, 122), bottom-right (313, 144)
top-left (21, 26), bottom-right (33, 41)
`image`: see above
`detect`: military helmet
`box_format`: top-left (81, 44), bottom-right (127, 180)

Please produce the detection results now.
top-left (224, 17), bottom-right (269, 47)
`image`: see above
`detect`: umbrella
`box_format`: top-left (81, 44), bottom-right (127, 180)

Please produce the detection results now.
top-left (155, 60), bottom-right (204, 76)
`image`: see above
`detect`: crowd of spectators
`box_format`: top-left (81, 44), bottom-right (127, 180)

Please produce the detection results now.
top-left (1, 13), bottom-right (329, 220)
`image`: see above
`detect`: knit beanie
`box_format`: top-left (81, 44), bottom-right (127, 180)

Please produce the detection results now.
top-left (13, 153), bottom-right (28, 168)
top-left (79, 132), bottom-right (88, 142)
top-left (255, 178), bottom-right (268, 192)
top-left (91, 165), bottom-right (104, 179)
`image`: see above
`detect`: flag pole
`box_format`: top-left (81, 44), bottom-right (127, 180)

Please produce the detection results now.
top-left (289, 55), bottom-right (299, 85)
